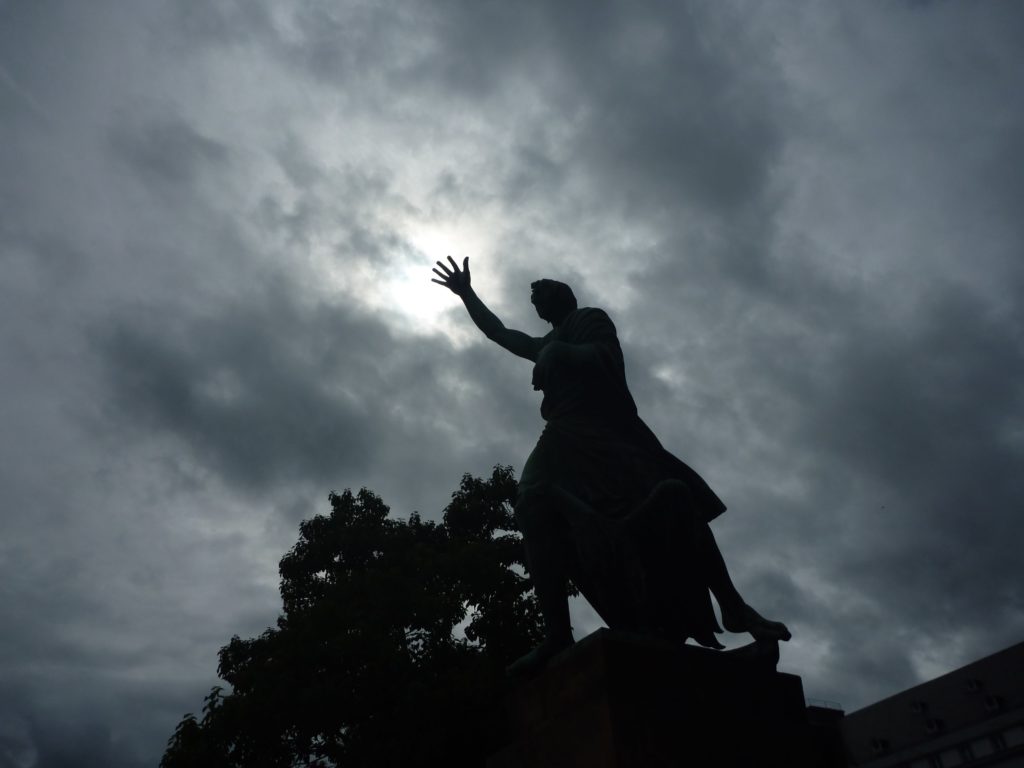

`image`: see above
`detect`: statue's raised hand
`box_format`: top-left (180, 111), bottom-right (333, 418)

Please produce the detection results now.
top-left (431, 256), bottom-right (471, 297)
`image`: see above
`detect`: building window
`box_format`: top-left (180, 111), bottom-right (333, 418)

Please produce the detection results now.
top-left (970, 737), bottom-right (994, 757)
top-left (1004, 725), bottom-right (1024, 747)
top-left (939, 748), bottom-right (963, 767)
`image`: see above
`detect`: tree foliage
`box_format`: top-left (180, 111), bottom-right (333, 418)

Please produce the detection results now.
top-left (161, 466), bottom-right (542, 767)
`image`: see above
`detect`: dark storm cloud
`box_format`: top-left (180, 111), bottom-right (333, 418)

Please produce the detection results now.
top-left (256, 149), bottom-right (416, 264)
top-left (806, 285), bottom-right (1024, 602)
top-left (95, 290), bottom-right (379, 493)
top-left (168, 1), bottom-right (273, 49)
top-left (275, 1), bottom-right (549, 97)
top-left (485, 4), bottom-right (779, 226)
top-left (92, 273), bottom-right (547, 509)
top-left (561, 10), bottom-right (782, 218)
top-left (1, 679), bottom-right (193, 768)
top-left (108, 118), bottom-right (230, 188)
top-left (26, 721), bottom-right (142, 768)
top-left (621, 252), bottom-right (1024, 703)
top-left (195, 0), bottom-right (784, 230)
top-left (438, 1), bottom-right (783, 255)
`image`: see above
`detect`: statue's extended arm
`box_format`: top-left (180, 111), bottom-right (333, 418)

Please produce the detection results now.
top-left (432, 256), bottom-right (543, 362)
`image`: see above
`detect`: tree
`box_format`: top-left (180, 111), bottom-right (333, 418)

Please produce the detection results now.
top-left (161, 466), bottom-right (543, 767)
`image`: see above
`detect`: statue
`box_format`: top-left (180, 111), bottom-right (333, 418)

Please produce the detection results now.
top-left (432, 257), bottom-right (790, 676)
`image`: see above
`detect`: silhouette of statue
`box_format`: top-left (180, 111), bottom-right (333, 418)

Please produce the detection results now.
top-left (432, 257), bottom-right (790, 676)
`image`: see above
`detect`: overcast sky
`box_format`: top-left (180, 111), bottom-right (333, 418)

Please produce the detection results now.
top-left (2, 1), bottom-right (1023, 765)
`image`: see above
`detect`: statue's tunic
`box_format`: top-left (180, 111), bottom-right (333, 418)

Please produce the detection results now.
top-left (520, 307), bottom-right (725, 520)
top-left (518, 307), bottom-right (725, 641)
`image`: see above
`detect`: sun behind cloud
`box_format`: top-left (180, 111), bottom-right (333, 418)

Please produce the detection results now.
top-left (390, 220), bottom-right (498, 339)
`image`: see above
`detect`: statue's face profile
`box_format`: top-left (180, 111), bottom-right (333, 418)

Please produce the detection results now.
top-left (530, 282), bottom-right (556, 321)
top-left (531, 279), bottom-right (577, 325)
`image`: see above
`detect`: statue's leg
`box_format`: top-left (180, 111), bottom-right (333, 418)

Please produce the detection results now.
top-left (698, 521), bottom-right (792, 642)
top-left (628, 480), bottom-right (724, 647)
top-left (507, 483), bottom-right (574, 676)
top-left (696, 521), bottom-right (744, 615)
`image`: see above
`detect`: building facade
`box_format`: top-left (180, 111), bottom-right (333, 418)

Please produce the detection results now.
top-left (842, 641), bottom-right (1024, 768)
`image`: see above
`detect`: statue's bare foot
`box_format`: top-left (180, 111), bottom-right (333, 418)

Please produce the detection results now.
top-left (692, 631), bottom-right (725, 650)
top-left (720, 603), bottom-right (791, 642)
top-left (506, 633), bottom-right (574, 678)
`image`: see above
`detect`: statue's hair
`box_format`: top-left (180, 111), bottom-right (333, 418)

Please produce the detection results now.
top-left (531, 279), bottom-right (577, 317)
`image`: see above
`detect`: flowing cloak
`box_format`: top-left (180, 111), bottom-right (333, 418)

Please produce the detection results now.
top-left (518, 307), bottom-right (726, 641)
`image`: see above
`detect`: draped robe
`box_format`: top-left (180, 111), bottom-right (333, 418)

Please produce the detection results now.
top-left (517, 307), bottom-right (726, 642)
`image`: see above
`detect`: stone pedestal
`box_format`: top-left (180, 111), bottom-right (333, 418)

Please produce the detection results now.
top-left (487, 628), bottom-right (842, 767)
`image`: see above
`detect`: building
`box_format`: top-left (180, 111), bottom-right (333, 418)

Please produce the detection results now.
top-left (841, 640), bottom-right (1024, 767)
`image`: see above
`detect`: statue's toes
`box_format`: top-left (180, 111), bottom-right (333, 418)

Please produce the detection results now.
top-left (752, 620), bottom-right (791, 643)
top-left (693, 632), bottom-right (725, 650)
top-left (732, 604), bottom-right (791, 642)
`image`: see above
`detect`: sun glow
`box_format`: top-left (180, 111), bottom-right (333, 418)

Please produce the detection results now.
top-left (311, 212), bottom-right (501, 343)
top-left (387, 221), bottom-right (497, 338)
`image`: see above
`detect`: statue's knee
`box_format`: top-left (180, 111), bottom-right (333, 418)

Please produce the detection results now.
top-left (515, 482), bottom-right (554, 529)
top-left (516, 481), bottom-right (553, 508)
top-left (655, 479), bottom-right (692, 506)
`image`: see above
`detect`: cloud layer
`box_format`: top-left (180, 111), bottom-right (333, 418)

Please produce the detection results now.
top-left (2, 1), bottom-right (1022, 763)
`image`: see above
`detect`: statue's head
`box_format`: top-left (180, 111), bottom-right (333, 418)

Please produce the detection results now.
top-left (531, 279), bottom-right (577, 325)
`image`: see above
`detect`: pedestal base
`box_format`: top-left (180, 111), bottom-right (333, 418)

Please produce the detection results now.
top-left (488, 628), bottom-right (842, 767)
